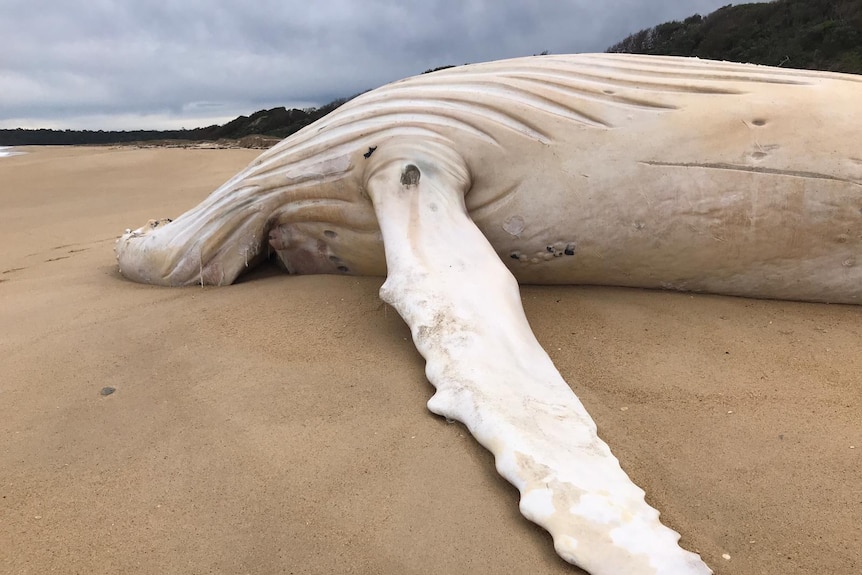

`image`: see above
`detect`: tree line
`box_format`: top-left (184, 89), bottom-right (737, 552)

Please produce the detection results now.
top-left (607, 0), bottom-right (862, 73)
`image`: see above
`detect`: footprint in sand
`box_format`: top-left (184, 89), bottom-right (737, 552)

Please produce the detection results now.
top-left (1, 267), bottom-right (26, 282)
top-left (43, 246), bottom-right (91, 262)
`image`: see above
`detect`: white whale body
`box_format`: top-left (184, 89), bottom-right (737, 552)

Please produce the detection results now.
top-left (116, 53), bottom-right (862, 575)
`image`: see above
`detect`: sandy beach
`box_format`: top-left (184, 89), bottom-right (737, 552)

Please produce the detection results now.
top-left (1, 145), bottom-right (859, 575)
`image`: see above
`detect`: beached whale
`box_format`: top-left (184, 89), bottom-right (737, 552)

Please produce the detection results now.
top-left (116, 53), bottom-right (861, 575)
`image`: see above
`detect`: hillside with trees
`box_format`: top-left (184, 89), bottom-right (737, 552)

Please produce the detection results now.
top-left (607, 0), bottom-right (862, 73)
top-left (0, 98), bottom-right (351, 147)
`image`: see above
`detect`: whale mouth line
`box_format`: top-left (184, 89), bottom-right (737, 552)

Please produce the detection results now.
top-left (640, 160), bottom-right (862, 187)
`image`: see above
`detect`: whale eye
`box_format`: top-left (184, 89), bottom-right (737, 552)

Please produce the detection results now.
top-left (324, 230), bottom-right (337, 239)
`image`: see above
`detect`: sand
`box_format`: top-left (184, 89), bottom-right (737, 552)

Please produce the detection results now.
top-left (1, 146), bottom-right (859, 575)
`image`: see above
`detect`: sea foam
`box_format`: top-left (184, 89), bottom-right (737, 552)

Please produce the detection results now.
top-left (0, 146), bottom-right (25, 158)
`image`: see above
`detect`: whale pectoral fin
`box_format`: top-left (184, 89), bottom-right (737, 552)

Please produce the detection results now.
top-left (366, 150), bottom-right (712, 575)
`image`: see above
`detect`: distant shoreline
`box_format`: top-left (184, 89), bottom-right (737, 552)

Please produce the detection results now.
top-left (0, 135), bottom-right (281, 155)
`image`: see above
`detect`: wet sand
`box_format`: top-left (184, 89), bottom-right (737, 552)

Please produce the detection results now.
top-left (1, 146), bottom-right (859, 574)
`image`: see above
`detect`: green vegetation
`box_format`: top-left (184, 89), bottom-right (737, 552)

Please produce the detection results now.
top-left (422, 65), bottom-right (457, 74)
top-left (0, 98), bottom-right (353, 146)
top-left (607, 0), bottom-right (862, 74)
top-left (4, 0), bottom-right (858, 146)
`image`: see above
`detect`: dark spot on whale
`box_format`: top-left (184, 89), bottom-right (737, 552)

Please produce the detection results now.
top-left (401, 164), bottom-right (421, 186)
top-left (510, 251), bottom-right (521, 260)
top-left (546, 246), bottom-right (554, 253)
top-left (329, 255), bottom-right (341, 262)
top-left (100, 387), bottom-right (116, 396)
top-left (337, 265), bottom-right (350, 273)
top-left (150, 218), bottom-right (172, 229)
top-left (324, 230), bottom-right (337, 239)
top-left (752, 119), bottom-right (767, 126)
top-left (363, 146), bottom-right (377, 159)
top-left (564, 243), bottom-right (576, 256)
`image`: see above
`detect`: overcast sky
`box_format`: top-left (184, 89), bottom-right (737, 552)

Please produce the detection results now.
top-left (1, 0), bottom-right (741, 130)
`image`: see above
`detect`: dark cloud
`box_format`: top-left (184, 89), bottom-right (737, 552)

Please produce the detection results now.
top-left (0, 0), bottom-right (737, 129)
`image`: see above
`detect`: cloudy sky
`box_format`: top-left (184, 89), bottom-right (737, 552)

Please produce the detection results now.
top-left (2, 0), bottom-right (740, 131)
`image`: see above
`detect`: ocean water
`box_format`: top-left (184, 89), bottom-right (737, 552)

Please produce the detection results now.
top-left (0, 146), bottom-right (25, 158)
